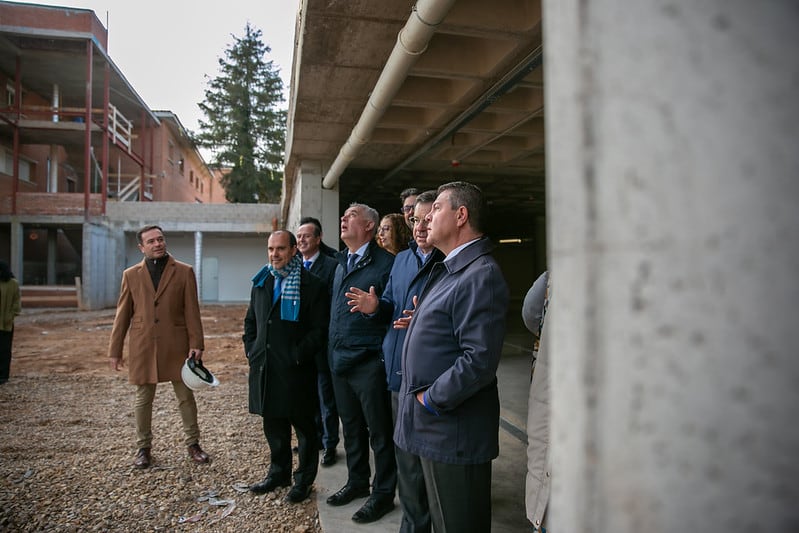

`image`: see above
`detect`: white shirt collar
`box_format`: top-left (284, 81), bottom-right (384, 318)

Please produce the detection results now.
top-left (303, 251), bottom-right (321, 264)
top-left (444, 237), bottom-right (481, 261)
top-left (350, 242), bottom-right (370, 259)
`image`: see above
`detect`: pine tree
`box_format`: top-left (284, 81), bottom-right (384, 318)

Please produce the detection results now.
top-left (195, 24), bottom-right (286, 203)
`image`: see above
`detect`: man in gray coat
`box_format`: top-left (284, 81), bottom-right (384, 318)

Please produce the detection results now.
top-left (395, 182), bottom-right (509, 532)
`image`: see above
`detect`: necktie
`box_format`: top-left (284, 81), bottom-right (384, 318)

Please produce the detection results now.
top-left (303, 260), bottom-right (312, 270)
top-left (347, 253), bottom-right (359, 273)
top-left (272, 276), bottom-right (282, 304)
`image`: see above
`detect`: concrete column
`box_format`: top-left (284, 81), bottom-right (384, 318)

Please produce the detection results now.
top-left (544, 1), bottom-right (799, 532)
top-left (534, 214), bottom-right (547, 273)
top-left (52, 83), bottom-right (59, 122)
top-left (9, 219), bottom-right (23, 282)
top-left (194, 231), bottom-right (203, 302)
top-left (47, 229), bottom-right (57, 284)
top-left (49, 83), bottom-right (59, 192)
top-left (48, 146), bottom-right (59, 193)
top-left (285, 160), bottom-right (340, 247)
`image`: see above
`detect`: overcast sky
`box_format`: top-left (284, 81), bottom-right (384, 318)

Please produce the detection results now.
top-left (17, 0), bottom-right (299, 135)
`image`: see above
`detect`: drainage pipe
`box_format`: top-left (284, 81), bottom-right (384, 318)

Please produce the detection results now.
top-left (321, 0), bottom-right (457, 190)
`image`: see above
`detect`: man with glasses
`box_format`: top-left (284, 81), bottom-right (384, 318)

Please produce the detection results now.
top-left (346, 189), bottom-right (443, 532)
top-left (399, 187), bottom-right (420, 229)
top-left (395, 182), bottom-right (509, 532)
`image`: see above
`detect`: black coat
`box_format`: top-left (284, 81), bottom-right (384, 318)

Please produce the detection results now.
top-left (243, 269), bottom-right (329, 417)
top-left (309, 253), bottom-right (338, 373)
top-left (309, 253), bottom-right (337, 296)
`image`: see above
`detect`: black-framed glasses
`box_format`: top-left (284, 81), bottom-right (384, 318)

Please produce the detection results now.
top-left (400, 205), bottom-right (414, 213)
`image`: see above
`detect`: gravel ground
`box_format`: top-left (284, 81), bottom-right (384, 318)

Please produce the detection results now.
top-left (0, 305), bottom-right (322, 532)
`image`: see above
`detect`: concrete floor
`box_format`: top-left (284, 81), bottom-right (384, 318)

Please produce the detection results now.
top-left (313, 317), bottom-right (535, 532)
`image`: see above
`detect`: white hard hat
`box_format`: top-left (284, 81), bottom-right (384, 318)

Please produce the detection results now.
top-left (181, 356), bottom-right (220, 391)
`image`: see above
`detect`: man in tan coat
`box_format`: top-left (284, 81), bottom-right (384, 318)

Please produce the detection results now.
top-left (108, 225), bottom-right (210, 469)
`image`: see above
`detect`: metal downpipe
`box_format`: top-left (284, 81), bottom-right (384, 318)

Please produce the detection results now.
top-left (321, 0), bottom-right (457, 190)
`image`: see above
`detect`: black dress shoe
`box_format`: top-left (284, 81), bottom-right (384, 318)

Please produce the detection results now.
top-left (250, 475), bottom-right (291, 494)
top-left (352, 495), bottom-right (395, 523)
top-left (286, 483), bottom-right (313, 503)
top-left (133, 448), bottom-right (151, 469)
top-left (320, 448), bottom-right (337, 467)
top-left (326, 484), bottom-right (370, 506)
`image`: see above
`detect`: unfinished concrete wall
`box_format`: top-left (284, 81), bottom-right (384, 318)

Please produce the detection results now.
top-left (544, 1), bottom-right (799, 531)
top-left (284, 159), bottom-right (340, 245)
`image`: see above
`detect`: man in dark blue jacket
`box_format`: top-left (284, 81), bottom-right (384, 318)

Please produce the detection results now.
top-left (326, 203), bottom-right (397, 524)
top-left (395, 182), bottom-right (509, 532)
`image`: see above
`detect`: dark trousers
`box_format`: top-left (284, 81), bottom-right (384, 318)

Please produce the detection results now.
top-left (420, 457), bottom-right (492, 533)
top-left (392, 392), bottom-right (431, 533)
top-left (331, 357), bottom-right (397, 496)
top-left (262, 413), bottom-right (319, 487)
top-left (316, 370), bottom-right (340, 449)
top-left (0, 328), bottom-right (14, 382)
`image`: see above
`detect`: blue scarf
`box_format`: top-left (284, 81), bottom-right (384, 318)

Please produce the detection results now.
top-left (250, 254), bottom-right (302, 322)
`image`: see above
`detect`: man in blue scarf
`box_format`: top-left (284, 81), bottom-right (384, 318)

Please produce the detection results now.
top-left (243, 230), bottom-right (330, 503)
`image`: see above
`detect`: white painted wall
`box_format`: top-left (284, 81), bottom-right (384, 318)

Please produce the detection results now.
top-left (124, 232), bottom-right (267, 302)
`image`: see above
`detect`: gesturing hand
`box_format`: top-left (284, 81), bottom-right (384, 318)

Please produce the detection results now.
top-left (393, 295), bottom-right (418, 329)
top-left (345, 286), bottom-right (379, 314)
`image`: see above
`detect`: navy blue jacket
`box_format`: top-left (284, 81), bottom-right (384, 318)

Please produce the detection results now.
top-left (394, 238), bottom-right (509, 465)
top-left (371, 242), bottom-right (444, 392)
top-left (328, 240), bottom-right (395, 374)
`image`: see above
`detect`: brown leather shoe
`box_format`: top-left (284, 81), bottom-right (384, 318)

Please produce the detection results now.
top-left (187, 443), bottom-right (210, 464)
top-left (133, 448), bottom-right (151, 469)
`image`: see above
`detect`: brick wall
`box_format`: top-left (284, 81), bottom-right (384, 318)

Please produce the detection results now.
top-left (0, 3), bottom-right (108, 50)
top-left (15, 193), bottom-right (103, 216)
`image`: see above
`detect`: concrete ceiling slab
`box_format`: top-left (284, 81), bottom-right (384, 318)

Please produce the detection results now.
top-left (287, 0), bottom-right (545, 237)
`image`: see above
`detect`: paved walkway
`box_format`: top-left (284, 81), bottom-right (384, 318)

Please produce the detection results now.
top-left (313, 317), bottom-right (534, 532)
